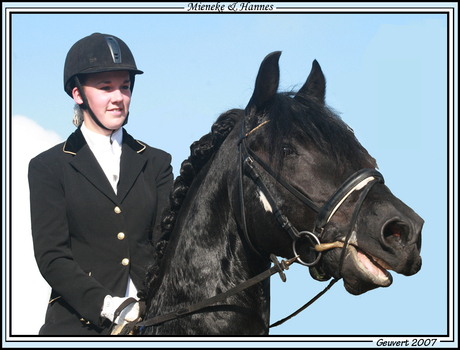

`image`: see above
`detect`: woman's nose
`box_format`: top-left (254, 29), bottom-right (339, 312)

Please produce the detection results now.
top-left (111, 89), bottom-right (124, 102)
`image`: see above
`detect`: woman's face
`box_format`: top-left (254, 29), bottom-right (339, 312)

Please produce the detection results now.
top-left (73, 70), bottom-right (131, 135)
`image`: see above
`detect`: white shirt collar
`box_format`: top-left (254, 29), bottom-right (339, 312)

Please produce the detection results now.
top-left (80, 122), bottom-right (123, 194)
top-left (80, 122), bottom-right (123, 152)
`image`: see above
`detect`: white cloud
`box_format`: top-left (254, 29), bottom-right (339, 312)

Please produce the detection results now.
top-left (10, 115), bottom-right (62, 335)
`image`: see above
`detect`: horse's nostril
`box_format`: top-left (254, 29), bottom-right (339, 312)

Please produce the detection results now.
top-left (382, 220), bottom-right (410, 246)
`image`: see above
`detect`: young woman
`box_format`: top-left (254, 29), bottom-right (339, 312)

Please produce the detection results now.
top-left (28, 33), bottom-right (173, 335)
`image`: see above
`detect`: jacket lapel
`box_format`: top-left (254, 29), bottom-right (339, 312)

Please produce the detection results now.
top-left (63, 128), bottom-right (148, 204)
top-left (117, 130), bottom-right (147, 203)
top-left (64, 128), bottom-right (119, 203)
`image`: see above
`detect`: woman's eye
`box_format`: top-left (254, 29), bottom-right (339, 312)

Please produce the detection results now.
top-left (283, 147), bottom-right (295, 157)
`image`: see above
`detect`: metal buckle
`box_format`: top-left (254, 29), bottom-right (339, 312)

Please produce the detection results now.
top-left (292, 231), bottom-right (322, 267)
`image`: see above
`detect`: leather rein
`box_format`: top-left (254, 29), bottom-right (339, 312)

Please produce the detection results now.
top-left (114, 120), bottom-right (384, 335)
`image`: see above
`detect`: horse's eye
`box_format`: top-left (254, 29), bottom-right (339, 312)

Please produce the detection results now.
top-left (283, 147), bottom-right (294, 157)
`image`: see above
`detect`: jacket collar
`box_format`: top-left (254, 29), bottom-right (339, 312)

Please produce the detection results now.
top-left (63, 127), bottom-right (146, 155)
top-left (63, 128), bottom-right (147, 204)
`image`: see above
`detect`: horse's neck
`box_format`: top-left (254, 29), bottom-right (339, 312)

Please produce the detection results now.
top-left (160, 180), bottom-right (252, 300)
top-left (153, 167), bottom-right (271, 332)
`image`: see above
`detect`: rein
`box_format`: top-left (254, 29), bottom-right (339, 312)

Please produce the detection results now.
top-left (114, 254), bottom-right (297, 335)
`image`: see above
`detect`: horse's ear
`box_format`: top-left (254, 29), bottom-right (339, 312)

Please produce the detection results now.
top-left (295, 60), bottom-right (326, 104)
top-left (245, 51), bottom-right (281, 114)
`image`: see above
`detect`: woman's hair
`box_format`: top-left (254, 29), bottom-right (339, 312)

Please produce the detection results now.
top-left (72, 103), bottom-right (84, 127)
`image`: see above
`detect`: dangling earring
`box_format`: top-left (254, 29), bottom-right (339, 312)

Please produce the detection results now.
top-left (73, 104), bottom-right (83, 127)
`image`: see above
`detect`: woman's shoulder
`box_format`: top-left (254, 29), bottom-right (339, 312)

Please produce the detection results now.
top-left (123, 129), bottom-right (171, 160)
top-left (29, 128), bottom-right (84, 168)
top-left (30, 141), bottom-right (67, 163)
top-left (28, 141), bottom-right (71, 179)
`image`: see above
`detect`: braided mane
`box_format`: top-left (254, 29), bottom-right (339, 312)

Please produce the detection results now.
top-left (139, 109), bottom-right (243, 301)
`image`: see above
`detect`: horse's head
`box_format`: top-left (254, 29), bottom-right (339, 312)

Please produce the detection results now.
top-left (240, 51), bottom-right (423, 295)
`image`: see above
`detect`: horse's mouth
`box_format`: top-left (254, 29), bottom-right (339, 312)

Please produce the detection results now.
top-left (348, 245), bottom-right (393, 287)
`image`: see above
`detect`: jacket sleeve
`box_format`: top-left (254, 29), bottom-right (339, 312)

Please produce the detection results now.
top-left (28, 155), bottom-right (111, 327)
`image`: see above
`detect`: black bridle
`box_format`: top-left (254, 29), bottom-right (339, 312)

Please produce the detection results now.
top-left (235, 118), bottom-right (385, 327)
top-left (237, 119), bottom-right (384, 267)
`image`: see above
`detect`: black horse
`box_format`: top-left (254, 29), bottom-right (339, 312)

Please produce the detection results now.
top-left (136, 52), bottom-right (423, 335)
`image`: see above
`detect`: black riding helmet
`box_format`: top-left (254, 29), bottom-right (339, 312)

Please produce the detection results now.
top-left (64, 33), bottom-right (143, 129)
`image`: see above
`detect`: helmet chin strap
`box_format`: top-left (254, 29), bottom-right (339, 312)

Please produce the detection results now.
top-left (74, 76), bottom-right (128, 132)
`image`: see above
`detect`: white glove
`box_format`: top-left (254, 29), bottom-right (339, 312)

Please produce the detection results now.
top-left (101, 295), bottom-right (140, 325)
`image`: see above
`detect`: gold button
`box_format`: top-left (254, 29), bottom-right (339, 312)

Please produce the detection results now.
top-left (122, 258), bottom-right (130, 266)
top-left (117, 232), bottom-right (125, 240)
top-left (114, 206), bottom-right (121, 214)
top-left (80, 318), bottom-right (91, 325)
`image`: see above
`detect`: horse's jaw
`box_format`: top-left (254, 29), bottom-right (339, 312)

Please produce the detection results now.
top-left (317, 232), bottom-right (422, 296)
top-left (342, 231), bottom-right (393, 290)
top-left (313, 243), bottom-right (393, 296)
top-left (342, 245), bottom-right (394, 294)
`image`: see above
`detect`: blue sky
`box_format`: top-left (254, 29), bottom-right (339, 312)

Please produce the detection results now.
top-left (4, 2), bottom-right (457, 347)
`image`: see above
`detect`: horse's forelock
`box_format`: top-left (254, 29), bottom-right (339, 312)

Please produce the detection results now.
top-left (257, 92), bottom-right (377, 172)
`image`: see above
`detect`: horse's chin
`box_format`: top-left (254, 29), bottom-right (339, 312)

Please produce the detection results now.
top-left (341, 245), bottom-right (393, 295)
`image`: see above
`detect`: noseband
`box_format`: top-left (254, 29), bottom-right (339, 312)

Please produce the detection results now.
top-left (238, 120), bottom-right (384, 267)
